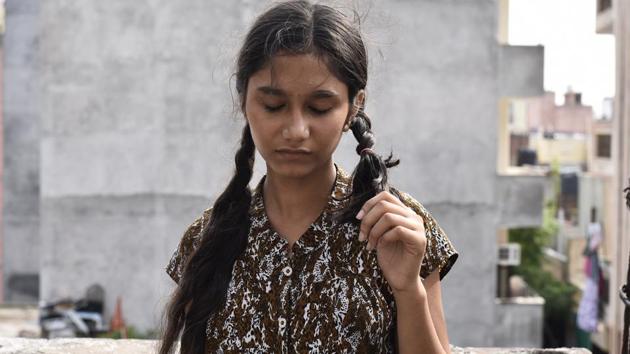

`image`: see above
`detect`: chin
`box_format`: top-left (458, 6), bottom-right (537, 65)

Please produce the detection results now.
top-left (267, 160), bottom-right (318, 179)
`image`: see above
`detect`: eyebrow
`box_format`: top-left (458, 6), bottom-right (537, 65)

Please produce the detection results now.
top-left (311, 90), bottom-right (339, 99)
top-left (256, 86), bottom-right (340, 99)
top-left (257, 86), bottom-right (285, 97)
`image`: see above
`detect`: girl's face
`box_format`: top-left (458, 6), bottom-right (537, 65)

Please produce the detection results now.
top-left (244, 53), bottom-right (354, 178)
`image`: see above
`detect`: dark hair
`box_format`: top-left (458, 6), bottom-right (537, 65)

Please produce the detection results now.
top-left (625, 178), bottom-right (630, 210)
top-left (160, 1), bottom-right (398, 353)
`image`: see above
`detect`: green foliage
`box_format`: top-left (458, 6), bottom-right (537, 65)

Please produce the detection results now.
top-left (516, 266), bottom-right (577, 321)
top-left (508, 161), bottom-right (578, 345)
top-left (509, 211), bottom-right (577, 345)
top-left (509, 199), bottom-right (560, 269)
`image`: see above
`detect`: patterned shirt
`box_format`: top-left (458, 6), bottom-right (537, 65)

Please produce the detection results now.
top-left (166, 164), bottom-right (458, 353)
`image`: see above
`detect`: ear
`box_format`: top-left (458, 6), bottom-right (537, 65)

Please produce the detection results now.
top-left (344, 90), bottom-right (366, 131)
top-left (350, 89), bottom-right (366, 118)
top-left (241, 101), bottom-right (249, 125)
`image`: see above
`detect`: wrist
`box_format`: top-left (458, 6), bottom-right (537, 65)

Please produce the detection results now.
top-left (392, 277), bottom-right (426, 301)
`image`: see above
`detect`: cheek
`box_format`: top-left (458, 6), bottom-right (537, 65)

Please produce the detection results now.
top-left (244, 105), bottom-right (262, 139)
top-left (247, 117), bottom-right (268, 149)
top-left (327, 106), bottom-right (350, 134)
top-left (244, 107), bottom-right (279, 156)
top-left (320, 120), bottom-right (344, 140)
top-left (314, 113), bottom-right (347, 149)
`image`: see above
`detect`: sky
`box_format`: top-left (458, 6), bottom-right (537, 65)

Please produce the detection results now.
top-left (508, 0), bottom-right (615, 117)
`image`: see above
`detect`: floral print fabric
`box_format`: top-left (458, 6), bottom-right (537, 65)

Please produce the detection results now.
top-left (166, 164), bottom-right (458, 353)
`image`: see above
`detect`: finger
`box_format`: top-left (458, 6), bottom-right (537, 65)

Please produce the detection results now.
top-left (376, 226), bottom-right (427, 258)
top-left (359, 200), bottom-right (413, 242)
top-left (356, 191), bottom-right (401, 220)
top-left (366, 212), bottom-right (419, 251)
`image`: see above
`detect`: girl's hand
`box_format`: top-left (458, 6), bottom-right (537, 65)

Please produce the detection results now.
top-left (356, 191), bottom-right (427, 294)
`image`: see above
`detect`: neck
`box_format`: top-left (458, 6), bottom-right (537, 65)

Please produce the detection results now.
top-left (263, 161), bottom-right (336, 220)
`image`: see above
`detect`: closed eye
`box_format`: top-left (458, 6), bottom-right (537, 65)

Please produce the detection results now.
top-left (264, 104), bottom-right (285, 112)
top-left (309, 106), bottom-right (332, 115)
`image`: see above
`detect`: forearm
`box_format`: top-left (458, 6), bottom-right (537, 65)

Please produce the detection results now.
top-left (394, 279), bottom-right (448, 354)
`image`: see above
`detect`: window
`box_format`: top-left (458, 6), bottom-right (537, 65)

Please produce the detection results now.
top-left (596, 134), bottom-right (611, 158)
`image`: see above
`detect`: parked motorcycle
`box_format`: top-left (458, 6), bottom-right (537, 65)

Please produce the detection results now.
top-left (39, 284), bottom-right (108, 338)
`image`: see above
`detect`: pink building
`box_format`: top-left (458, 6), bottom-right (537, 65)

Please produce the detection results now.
top-left (526, 90), bottom-right (593, 135)
top-left (509, 89), bottom-right (594, 169)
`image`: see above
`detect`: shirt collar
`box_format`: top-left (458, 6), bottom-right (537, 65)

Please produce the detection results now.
top-left (249, 163), bottom-right (353, 252)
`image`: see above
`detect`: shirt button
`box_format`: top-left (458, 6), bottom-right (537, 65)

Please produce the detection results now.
top-left (282, 266), bottom-right (293, 277)
top-left (278, 317), bottom-right (286, 329)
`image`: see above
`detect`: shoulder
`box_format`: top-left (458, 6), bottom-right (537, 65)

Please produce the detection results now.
top-left (391, 187), bottom-right (441, 233)
top-left (165, 207), bottom-right (213, 283)
top-left (390, 187), bottom-right (459, 280)
top-left (179, 207), bottom-right (213, 252)
top-left (392, 188), bottom-right (432, 220)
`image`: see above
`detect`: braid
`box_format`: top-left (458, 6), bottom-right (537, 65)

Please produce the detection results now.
top-left (350, 110), bottom-right (374, 154)
top-left (161, 124), bottom-right (255, 354)
top-left (335, 107), bottom-right (399, 225)
top-left (205, 124), bottom-right (255, 217)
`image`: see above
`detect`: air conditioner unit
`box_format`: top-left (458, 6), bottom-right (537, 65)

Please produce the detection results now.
top-left (498, 243), bottom-right (521, 266)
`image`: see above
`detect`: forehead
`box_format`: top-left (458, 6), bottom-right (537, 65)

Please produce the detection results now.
top-left (247, 54), bottom-right (348, 97)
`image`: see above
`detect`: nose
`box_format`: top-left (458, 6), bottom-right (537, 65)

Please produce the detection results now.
top-left (282, 108), bottom-right (310, 141)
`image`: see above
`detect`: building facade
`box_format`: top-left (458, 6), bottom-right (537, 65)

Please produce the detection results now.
top-left (3, 0), bottom-right (546, 345)
top-left (595, 0), bottom-right (630, 352)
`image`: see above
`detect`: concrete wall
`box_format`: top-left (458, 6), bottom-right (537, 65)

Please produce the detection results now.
top-left (578, 174), bottom-right (606, 233)
top-left (0, 10), bottom-right (4, 304)
top-left (609, 0), bottom-right (630, 349)
top-left (36, 0), bottom-right (255, 331)
top-left (337, 1), bottom-right (501, 345)
top-left (0, 339), bottom-right (593, 354)
top-left (4, 0), bottom-right (546, 346)
top-left (498, 45), bottom-right (545, 98)
top-left (497, 175), bottom-right (546, 228)
top-left (2, 0), bottom-right (40, 304)
top-left (493, 297), bottom-right (545, 348)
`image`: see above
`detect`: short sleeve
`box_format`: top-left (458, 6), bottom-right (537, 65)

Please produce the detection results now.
top-left (165, 207), bottom-right (213, 284)
top-left (395, 190), bottom-right (458, 280)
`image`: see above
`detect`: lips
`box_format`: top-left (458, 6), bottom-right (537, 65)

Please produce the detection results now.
top-left (276, 148), bottom-right (311, 154)
top-left (275, 148), bottom-right (312, 159)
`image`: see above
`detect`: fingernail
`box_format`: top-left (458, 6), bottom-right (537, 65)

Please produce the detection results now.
top-left (366, 242), bottom-right (372, 251)
top-left (356, 210), bottom-right (364, 220)
top-left (359, 232), bottom-right (365, 242)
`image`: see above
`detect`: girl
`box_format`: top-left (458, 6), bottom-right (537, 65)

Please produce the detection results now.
top-left (160, 1), bottom-right (458, 353)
